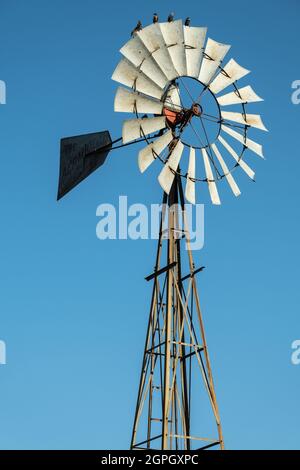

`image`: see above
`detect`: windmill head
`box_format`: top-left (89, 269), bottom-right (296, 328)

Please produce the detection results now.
top-left (58, 16), bottom-right (267, 204)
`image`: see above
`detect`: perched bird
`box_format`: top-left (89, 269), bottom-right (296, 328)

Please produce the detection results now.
top-left (167, 12), bottom-right (175, 22)
top-left (153, 13), bottom-right (159, 23)
top-left (131, 20), bottom-right (142, 37)
top-left (185, 17), bottom-right (191, 27)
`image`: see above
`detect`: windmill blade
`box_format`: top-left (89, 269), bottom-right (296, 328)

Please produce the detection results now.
top-left (122, 116), bottom-right (166, 144)
top-left (184, 26), bottom-right (207, 78)
top-left (138, 23), bottom-right (179, 81)
top-left (218, 135), bottom-right (255, 180)
top-left (164, 84), bottom-right (182, 112)
top-left (201, 148), bottom-right (221, 205)
top-left (221, 124), bottom-right (264, 158)
top-left (160, 19), bottom-right (187, 77)
top-left (120, 35), bottom-right (168, 89)
top-left (217, 85), bottom-right (263, 106)
top-left (114, 87), bottom-right (163, 114)
top-left (112, 58), bottom-right (163, 100)
top-left (209, 59), bottom-right (250, 95)
top-left (140, 58), bottom-right (169, 90)
top-left (158, 140), bottom-right (184, 194)
top-left (185, 147), bottom-right (196, 204)
top-left (199, 38), bottom-right (231, 85)
top-left (211, 143), bottom-right (241, 197)
top-left (221, 111), bottom-right (268, 131)
top-left (138, 130), bottom-right (173, 173)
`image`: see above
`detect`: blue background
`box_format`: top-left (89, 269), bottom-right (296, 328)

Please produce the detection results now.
top-left (0, 0), bottom-right (299, 450)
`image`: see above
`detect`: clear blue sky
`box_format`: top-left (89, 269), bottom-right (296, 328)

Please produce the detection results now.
top-left (0, 0), bottom-right (299, 450)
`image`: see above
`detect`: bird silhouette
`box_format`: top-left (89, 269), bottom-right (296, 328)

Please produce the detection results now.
top-left (153, 13), bottom-right (159, 23)
top-left (131, 20), bottom-right (142, 37)
top-left (167, 12), bottom-right (175, 22)
top-left (185, 17), bottom-right (191, 27)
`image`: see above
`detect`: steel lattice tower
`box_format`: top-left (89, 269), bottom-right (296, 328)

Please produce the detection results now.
top-left (130, 176), bottom-right (224, 450)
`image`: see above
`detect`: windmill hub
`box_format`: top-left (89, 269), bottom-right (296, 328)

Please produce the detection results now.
top-left (159, 76), bottom-right (225, 149)
top-left (191, 102), bottom-right (202, 117)
top-left (163, 102), bottom-right (203, 132)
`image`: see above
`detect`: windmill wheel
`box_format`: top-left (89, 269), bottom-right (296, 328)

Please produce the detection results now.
top-left (112, 19), bottom-right (268, 205)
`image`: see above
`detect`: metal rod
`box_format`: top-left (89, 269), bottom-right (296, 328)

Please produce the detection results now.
top-left (162, 179), bottom-right (176, 449)
top-left (181, 266), bottom-right (205, 282)
top-left (145, 262), bottom-right (177, 282)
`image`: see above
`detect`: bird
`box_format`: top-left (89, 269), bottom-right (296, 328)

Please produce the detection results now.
top-left (167, 12), bottom-right (175, 22)
top-left (185, 17), bottom-right (191, 27)
top-left (131, 20), bottom-right (142, 37)
top-left (153, 13), bottom-right (159, 23)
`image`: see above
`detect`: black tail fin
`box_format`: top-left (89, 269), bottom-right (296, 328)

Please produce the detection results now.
top-left (57, 130), bottom-right (112, 200)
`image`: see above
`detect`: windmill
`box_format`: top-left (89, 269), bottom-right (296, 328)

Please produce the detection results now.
top-left (58, 15), bottom-right (267, 450)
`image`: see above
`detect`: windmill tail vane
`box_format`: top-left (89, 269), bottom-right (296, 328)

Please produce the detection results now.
top-left (58, 15), bottom-right (267, 450)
